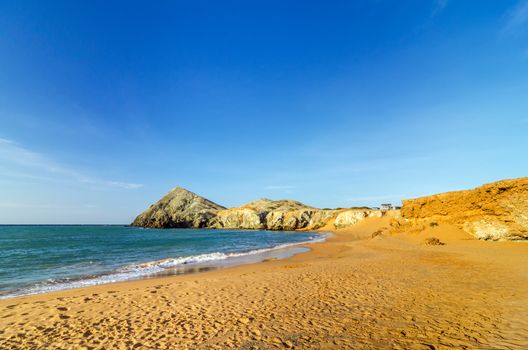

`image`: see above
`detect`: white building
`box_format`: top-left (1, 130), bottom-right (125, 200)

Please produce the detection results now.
top-left (380, 203), bottom-right (394, 210)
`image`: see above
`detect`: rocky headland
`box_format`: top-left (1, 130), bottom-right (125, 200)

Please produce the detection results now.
top-left (131, 187), bottom-right (392, 231)
top-left (132, 177), bottom-right (528, 241)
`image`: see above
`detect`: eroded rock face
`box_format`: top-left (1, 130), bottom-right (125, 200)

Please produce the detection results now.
top-left (211, 208), bottom-right (266, 230)
top-left (400, 177), bottom-right (528, 240)
top-left (263, 209), bottom-right (337, 231)
top-left (334, 210), bottom-right (383, 229)
top-left (210, 199), bottom-right (340, 231)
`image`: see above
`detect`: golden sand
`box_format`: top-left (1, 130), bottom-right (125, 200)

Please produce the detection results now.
top-left (1, 217), bottom-right (528, 349)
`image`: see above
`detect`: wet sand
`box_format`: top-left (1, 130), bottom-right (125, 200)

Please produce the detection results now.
top-left (1, 217), bottom-right (528, 349)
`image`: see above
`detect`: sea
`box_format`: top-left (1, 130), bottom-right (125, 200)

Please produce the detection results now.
top-left (0, 225), bottom-right (324, 299)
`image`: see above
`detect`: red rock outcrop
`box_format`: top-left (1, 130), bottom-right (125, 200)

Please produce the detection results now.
top-left (400, 177), bottom-right (528, 240)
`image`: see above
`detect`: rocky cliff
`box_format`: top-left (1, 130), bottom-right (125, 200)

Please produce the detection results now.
top-left (400, 177), bottom-right (528, 240)
top-left (131, 188), bottom-right (388, 230)
top-left (211, 199), bottom-right (337, 231)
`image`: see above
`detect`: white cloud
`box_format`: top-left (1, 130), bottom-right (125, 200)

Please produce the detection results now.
top-left (106, 181), bottom-right (143, 189)
top-left (0, 138), bottom-right (142, 190)
top-left (0, 202), bottom-right (70, 209)
top-left (0, 138), bottom-right (15, 144)
top-left (502, 1), bottom-right (528, 34)
top-left (432, 0), bottom-right (448, 17)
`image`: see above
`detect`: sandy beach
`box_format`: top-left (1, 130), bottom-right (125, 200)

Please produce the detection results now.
top-left (1, 217), bottom-right (527, 349)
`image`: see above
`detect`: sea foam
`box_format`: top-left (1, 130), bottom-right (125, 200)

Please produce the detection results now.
top-left (1, 233), bottom-right (326, 299)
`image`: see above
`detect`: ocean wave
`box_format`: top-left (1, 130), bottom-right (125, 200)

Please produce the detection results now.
top-left (0, 233), bottom-right (327, 299)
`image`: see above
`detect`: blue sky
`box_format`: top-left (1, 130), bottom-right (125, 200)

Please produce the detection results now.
top-left (0, 0), bottom-right (527, 224)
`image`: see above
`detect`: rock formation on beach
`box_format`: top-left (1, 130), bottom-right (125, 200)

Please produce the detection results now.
top-left (131, 188), bottom-right (388, 230)
top-left (399, 177), bottom-right (528, 240)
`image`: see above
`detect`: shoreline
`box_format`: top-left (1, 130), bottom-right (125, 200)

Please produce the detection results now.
top-left (0, 238), bottom-right (322, 302)
top-left (0, 230), bottom-right (329, 301)
top-left (1, 217), bottom-right (527, 349)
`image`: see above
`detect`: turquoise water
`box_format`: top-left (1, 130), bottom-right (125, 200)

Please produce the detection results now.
top-left (0, 225), bottom-right (323, 299)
